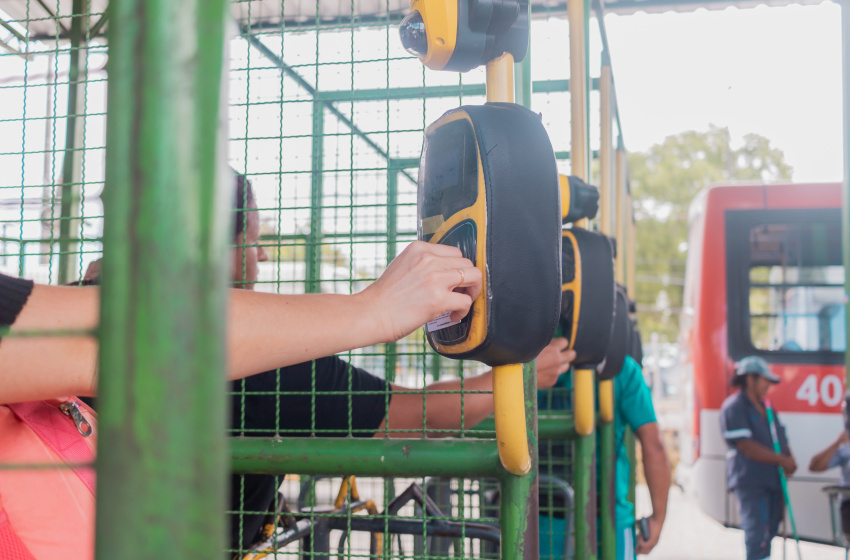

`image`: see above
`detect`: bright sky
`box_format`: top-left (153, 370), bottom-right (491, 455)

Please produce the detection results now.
top-left (0, 1), bottom-right (846, 282)
top-left (603, 2), bottom-right (843, 183)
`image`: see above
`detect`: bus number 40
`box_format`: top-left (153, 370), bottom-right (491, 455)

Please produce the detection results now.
top-left (795, 374), bottom-right (844, 408)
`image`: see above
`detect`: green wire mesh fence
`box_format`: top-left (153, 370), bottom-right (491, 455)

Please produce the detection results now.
top-left (0, 0), bottom-right (621, 557)
top-left (0, 0), bottom-right (106, 286)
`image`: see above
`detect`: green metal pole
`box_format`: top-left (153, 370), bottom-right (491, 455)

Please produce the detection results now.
top-left (57, 0), bottom-right (87, 284)
top-left (385, 167), bottom-right (399, 383)
top-left (841, 0), bottom-right (850, 388)
top-left (477, 413), bottom-right (580, 440)
top-left (504, 39), bottom-right (539, 560)
top-left (599, 410), bottom-right (616, 560)
top-left (500, 362), bottom-right (539, 560)
top-left (574, 425), bottom-right (597, 559)
top-left (231, 437), bottom-right (504, 478)
top-left (307, 100), bottom-right (325, 293)
top-left (96, 1), bottom-right (230, 559)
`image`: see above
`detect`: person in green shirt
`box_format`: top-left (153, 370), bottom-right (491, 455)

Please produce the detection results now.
top-left (615, 355), bottom-right (670, 558)
top-left (538, 355), bottom-right (670, 559)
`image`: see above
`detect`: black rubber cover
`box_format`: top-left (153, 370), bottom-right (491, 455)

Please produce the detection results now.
top-left (445, 0), bottom-right (529, 72)
top-left (629, 318), bottom-right (643, 366)
top-left (597, 285), bottom-right (629, 380)
top-left (423, 102), bottom-right (562, 366)
top-left (563, 175), bottom-right (599, 224)
top-left (560, 228), bottom-right (615, 368)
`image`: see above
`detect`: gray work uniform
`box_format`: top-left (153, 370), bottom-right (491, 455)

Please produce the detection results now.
top-left (720, 391), bottom-right (789, 560)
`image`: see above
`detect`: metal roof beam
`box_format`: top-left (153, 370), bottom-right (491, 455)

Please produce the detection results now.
top-left (243, 29), bottom-right (416, 185)
top-left (34, 0), bottom-right (70, 36)
top-left (315, 78), bottom-right (588, 103)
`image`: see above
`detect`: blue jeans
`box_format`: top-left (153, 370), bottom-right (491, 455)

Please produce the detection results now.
top-left (735, 487), bottom-right (783, 560)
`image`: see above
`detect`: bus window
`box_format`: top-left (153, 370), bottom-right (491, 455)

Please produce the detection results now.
top-left (726, 209), bottom-right (845, 362)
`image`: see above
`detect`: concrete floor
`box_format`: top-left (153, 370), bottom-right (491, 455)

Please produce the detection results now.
top-left (638, 485), bottom-right (847, 560)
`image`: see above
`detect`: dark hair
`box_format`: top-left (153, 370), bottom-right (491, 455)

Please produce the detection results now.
top-left (234, 172), bottom-right (255, 241)
top-left (64, 278), bottom-right (100, 287)
top-left (731, 374), bottom-right (749, 389)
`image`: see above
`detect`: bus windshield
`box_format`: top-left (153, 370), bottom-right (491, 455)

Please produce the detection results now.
top-left (747, 220), bottom-right (845, 353)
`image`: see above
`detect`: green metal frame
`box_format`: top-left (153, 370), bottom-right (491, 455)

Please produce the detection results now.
top-left (0, 0), bottom-right (638, 557)
top-left (56, 0), bottom-right (88, 284)
top-left (96, 1), bottom-right (231, 559)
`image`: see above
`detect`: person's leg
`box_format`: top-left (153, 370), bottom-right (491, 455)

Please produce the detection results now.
top-left (616, 525), bottom-right (635, 560)
top-left (767, 489), bottom-right (784, 543)
top-left (539, 515), bottom-right (567, 560)
top-left (736, 488), bottom-right (772, 560)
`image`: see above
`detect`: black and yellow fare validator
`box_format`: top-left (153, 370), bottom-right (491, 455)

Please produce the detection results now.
top-left (560, 228), bottom-right (616, 369)
top-left (399, 0), bottom-right (529, 72)
top-left (597, 284), bottom-right (631, 381)
top-left (418, 103), bottom-right (562, 367)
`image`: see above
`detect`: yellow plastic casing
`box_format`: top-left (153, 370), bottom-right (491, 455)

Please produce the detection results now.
top-left (409, 0), bottom-right (457, 71)
top-left (421, 110), bottom-right (489, 356)
top-left (561, 229), bottom-right (583, 351)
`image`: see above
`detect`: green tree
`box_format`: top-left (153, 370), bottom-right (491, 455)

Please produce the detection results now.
top-left (629, 125), bottom-right (792, 342)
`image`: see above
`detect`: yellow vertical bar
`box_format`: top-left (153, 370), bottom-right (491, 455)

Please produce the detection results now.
top-left (599, 63), bottom-right (612, 236)
top-left (486, 53), bottom-right (515, 103)
top-left (569, 0), bottom-right (588, 182)
top-left (570, 6), bottom-right (597, 556)
top-left (614, 148), bottom-right (626, 285)
top-left (574, 369), bottom-right (596, 436)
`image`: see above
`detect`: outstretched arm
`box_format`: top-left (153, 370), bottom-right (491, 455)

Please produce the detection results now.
top-left (810, 431), bottom-right (848, 472)
top-left (1, 282), bottom-right (101, 402)
top-left (0, 242), bottom-right (482, 404)
top-left (635, 421), bottom-right (671, 555)
top-left (378, 338), bottom-right (575, 437)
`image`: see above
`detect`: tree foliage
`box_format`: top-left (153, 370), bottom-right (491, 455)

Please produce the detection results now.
top-left (629, 125), bottom-right (792, 341)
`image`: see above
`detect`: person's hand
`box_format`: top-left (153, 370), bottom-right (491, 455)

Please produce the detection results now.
top-left (83, 258), bottom-right (102, 281)
top-left (362, 241), bottom-right (482, 343)
top-left (838, 431), bottom-right (849, 446)
top-left (635, 514), bottom-right (663, 555)
top-left (780, 454), bottom-right (797, 476)
top-left (535, 338), bottom-right (575, 389)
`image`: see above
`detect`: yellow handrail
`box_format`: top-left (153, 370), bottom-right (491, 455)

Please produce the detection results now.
top-left (493, 363), bottom-right (531, 475)
top-left (574, 368), bottom-right (595, 436)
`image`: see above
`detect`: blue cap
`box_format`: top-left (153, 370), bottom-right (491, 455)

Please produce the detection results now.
top-left (735, 356), bottom-right (780, 384)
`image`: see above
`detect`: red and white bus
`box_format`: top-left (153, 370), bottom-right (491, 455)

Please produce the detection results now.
top-left (678, 182), bottom-right (845, 543)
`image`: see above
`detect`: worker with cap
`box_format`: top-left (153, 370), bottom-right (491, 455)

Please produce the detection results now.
top-left (719, 355), bottom-right (797, 560)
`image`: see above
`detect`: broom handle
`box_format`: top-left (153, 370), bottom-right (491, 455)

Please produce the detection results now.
top-left (765, 399), bottom-right (803, 559)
